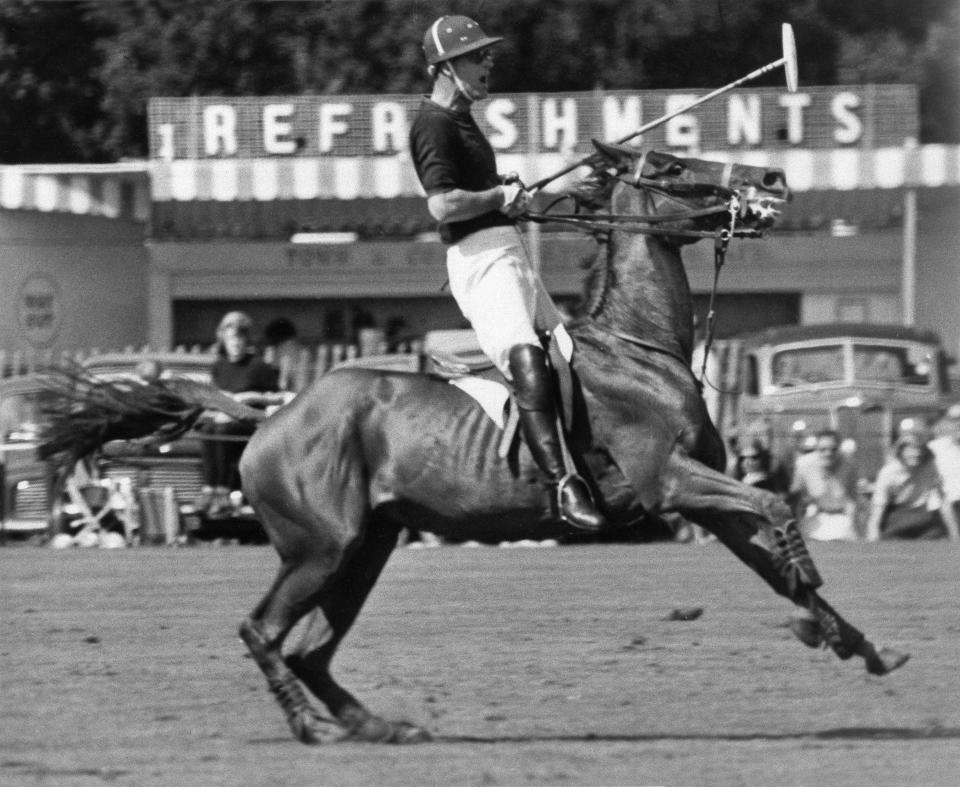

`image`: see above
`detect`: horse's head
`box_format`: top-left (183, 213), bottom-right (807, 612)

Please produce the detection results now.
top-left (577, 140), bottom-right (789, 240)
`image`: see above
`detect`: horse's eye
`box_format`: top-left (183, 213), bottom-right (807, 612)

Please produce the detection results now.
top-left (668, 163), bottom-right (685, 176)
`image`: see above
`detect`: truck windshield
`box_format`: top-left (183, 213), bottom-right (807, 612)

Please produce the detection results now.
top-left (853, 344), bottom-right (932, 386)
top-left (770, 342), bottom-right (935, 389)
top-left (772, 345), bottom-right (844, 387)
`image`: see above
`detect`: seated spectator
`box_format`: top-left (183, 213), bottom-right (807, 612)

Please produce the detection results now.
top-left (865, 428), bottom-right (957, 541)
top-left (738, 418), bottom-right (792, 493)
top-left (200, 311), bottom-right (285, 514)
top-left (734, 438), bottom-right (788, 496)
top-left (789, 429), bottom-right (859, 541)
top-left (928, 402), bottom-right (960, 540)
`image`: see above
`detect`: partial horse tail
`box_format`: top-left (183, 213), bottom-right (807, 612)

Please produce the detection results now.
top-left (37, 363), bottom-right (264, 477)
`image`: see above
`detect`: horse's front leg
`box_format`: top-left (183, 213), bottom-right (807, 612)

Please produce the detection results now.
top-left (660, 451), bottom-right (909, 676)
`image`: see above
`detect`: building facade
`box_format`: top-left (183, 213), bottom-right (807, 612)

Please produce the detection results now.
top-left (1, 85), bottom-right (958, 364)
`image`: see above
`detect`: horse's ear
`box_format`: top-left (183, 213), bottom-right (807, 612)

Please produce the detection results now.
top-left (591, 139), bottom-right (639, 167)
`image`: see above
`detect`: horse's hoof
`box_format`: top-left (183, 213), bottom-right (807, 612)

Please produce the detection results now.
top-left (788, 615), bottom-right (824, 649)
top-left (290, 717), bottom-right (322, 745)
top-left (390, 721), bottom-right (432, 744)
top-left (865, 647), bottom-right (910, 676)
top-left (340, 716), bottom-right (431, 744)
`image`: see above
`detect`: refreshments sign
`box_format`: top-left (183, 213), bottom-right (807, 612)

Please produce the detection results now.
top-left (148, 85), bottom-right (917, 161)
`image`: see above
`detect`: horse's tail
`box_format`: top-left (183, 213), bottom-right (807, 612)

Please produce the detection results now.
top-left (36, 364), bottom-right (263, 475)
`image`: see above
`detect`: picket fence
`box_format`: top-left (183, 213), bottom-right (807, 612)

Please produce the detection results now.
top-left (0, 339), bottom-right (424, 393)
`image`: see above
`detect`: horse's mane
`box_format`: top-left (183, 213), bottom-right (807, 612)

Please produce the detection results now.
top-left (563, 160), bottom-right (621, 318)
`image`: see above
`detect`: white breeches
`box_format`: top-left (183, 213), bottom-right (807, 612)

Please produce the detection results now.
top-left (446, 226), bottom-right (563, 378)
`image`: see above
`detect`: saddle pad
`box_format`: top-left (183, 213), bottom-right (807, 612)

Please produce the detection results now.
top-left (449, 376), bottom-right (510, 429)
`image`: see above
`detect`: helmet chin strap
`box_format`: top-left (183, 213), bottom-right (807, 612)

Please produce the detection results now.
top-left (444, 62), bottom-right (484, 103)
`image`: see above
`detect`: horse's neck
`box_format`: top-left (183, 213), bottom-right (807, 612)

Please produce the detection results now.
top-left (589, 230), bottom-right (694, 362)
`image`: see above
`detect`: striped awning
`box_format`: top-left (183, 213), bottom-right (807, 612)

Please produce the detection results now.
top-left (2, 145), bottom-right (957, 225)
top-left (149, 145), bottom-right (960, 202)
top-left (0, 163), bottom-right (152, 221)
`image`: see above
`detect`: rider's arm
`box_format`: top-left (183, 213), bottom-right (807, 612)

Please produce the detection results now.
top-left (427, 186), bottom-right (512, 223)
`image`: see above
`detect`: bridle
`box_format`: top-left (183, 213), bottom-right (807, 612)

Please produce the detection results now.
top-left (525, 157), bottom-right (763, 386)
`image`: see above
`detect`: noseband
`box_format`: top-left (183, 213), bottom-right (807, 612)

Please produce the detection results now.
top-left (525, 165), bottom-right (760, 241)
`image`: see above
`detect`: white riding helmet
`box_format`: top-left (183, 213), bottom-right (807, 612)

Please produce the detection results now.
top-left (422, 15), bottom-right (502, 65)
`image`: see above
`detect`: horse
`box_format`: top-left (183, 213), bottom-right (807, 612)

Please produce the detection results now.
top-left (230, 142), bottom-right (909, 744)
top-left (34, 144), bottom-right (906, 744)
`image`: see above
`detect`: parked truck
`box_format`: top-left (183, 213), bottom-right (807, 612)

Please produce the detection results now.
top-left (715, 323), bottom-right (955, 482)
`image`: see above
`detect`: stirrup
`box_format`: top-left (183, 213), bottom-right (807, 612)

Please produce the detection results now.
top-left (556, 472), bottom-right (597, 502)
top-left (555, 473), bottom-right (606, 531)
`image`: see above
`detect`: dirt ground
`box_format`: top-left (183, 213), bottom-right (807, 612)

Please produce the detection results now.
top-left (2, 538), bottom-right (959, 786)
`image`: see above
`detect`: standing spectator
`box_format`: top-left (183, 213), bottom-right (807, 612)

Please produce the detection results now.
top-left (929, 402), bottom-right (960, 538)
top-left (200, 311), bottom-right (284, 514)
top-left (789, 429), bottom-right (860, 541)
top-left (865, 429), bottom-right (958, 541)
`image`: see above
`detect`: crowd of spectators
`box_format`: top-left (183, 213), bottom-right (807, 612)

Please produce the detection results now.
top-left (727, 405), bottom-right (960, 543)
top-left (134, 310), bottom-right (960, 545)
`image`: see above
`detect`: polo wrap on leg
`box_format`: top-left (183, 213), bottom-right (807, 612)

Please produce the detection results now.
top-left (769, 519), bottom-right (823, 593)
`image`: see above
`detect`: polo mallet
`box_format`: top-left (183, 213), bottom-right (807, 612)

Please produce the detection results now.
top-left (528, 23), bottom-right (799, 191)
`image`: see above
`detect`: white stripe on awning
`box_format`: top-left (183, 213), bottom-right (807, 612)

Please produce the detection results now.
top-left (146, 145), bottom-right (960, 201)
top-left (0, 165), bottom-right (151, 220)
top-left (2, 147), bottom-right (957, 220)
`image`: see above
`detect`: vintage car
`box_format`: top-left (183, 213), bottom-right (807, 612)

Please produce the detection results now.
top-left (82, 351), bottom-right (216, 514)
top-left (728, 323), bottom-right (955, 480)
top-left (0, 374), bottom-right (57, 537)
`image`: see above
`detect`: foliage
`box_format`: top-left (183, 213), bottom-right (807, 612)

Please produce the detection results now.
top-left (0, 0), bottom-right (956, 162)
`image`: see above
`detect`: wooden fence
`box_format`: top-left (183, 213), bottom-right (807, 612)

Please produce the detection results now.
top-left (0, 340), bottom-right (424, 393)
top-left (1, 338), bottom-right (748, 433)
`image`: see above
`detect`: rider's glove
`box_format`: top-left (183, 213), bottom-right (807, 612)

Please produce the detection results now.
top-left (499, 182), bottom-right (533, 218)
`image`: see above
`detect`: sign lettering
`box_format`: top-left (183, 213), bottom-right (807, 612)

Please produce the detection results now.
top-left (148, 86), bottom-right (917, 160)
top-left (18, 274), bottom-right (61, 347)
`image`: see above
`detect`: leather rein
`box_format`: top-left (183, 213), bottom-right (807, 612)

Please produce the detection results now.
top-left (525, 163), bottom-right (757, 384)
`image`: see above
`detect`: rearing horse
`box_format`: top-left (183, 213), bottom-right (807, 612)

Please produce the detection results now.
top-left (238, 144), bottom-right (908, 744)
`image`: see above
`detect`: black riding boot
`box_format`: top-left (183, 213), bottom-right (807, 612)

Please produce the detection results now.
top-left (508, 343), bottom-right (607, 532)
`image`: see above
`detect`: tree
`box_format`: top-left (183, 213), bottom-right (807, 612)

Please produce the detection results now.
top-left (0, 1), bottom-right (111, 162)
top-left (0, 0), bottom-right (956, 162)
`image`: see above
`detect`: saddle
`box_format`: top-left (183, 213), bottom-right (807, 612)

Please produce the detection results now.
top-left (425, 328), bottom-right (577, 461)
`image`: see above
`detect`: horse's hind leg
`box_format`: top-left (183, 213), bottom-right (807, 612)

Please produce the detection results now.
top-left (663, 452), bottom-right (909, 675)
top-left (282, 513), bottom-right (431, 744)
top-left (238, 496), bottom-right (363, 744)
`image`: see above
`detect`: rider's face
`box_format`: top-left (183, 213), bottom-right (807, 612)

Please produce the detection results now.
top-left (449, 47), bottom-right (495, 100)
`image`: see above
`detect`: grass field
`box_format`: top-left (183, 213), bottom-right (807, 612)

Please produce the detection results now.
top-left (2, 539), bottom-right (959, 785)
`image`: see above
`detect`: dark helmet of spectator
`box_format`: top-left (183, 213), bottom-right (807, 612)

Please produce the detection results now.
top-left (264, 317), bottom-right (297, 345)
